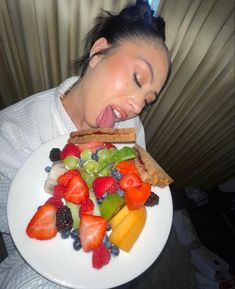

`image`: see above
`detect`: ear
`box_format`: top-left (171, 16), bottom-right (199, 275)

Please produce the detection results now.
top-left (89, 37), bottom-right (109, 68)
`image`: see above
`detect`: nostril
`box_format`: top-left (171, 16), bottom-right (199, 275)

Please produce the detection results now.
top-left (126, 97), bottom-right (143, 114)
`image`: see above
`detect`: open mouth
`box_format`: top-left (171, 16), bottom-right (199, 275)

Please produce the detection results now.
top-left (96, 106), bottom-right (127, 128)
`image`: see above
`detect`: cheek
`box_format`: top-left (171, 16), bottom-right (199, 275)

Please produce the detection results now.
top-left (107, 70), bottom-right (129, 98)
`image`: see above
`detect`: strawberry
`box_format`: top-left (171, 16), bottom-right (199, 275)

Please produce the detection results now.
top-left (105, 143), bottom-right (116, 149)
top-left (92, 245), bottom-right (111, 269)
top-left (79, 215), bottom-right (107, 252)
top-left (57, 169), bottom-right (80, 187)
top-left (53, 184), bottom-right (66, 199)
top-left (26, 203), bottom-right (57, 240)
top-left (115, 160), bottom-right (139, 176)
top-left (45, 197), bottom-right (64, 209)
top-left (92, 176), bottom-right (118, 199)
top-left (119, 173), bottom-right (142, 190)
top-left (64, 175), bottom-right (89, 205)
top-left (77, 142), bottom-right (106, 153)
top-left (60, 143), bottom-right (81, 160)
top-left (124, 182), bottom-right (151, 210)
top-left (79, 199), bottom-right (94, 217)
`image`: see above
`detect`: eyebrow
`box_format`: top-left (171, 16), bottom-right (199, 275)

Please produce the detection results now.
top-left (139, 57), bottom-right (154, 84)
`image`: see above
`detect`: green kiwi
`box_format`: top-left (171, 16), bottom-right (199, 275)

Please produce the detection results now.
top-left (100, 193), bottom-right (125, 221)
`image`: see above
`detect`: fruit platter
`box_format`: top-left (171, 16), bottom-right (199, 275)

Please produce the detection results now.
top-left (7, 133), bottom-right (173, 289)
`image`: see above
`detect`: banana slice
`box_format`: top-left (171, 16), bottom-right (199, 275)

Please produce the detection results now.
top-left (44, 161), bottom-right (67, 194)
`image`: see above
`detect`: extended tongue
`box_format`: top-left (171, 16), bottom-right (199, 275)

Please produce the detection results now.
top-left (96, 106), bottom-right (116, 128)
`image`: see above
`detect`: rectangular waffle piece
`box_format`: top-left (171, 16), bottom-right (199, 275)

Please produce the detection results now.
top-left (68, 128), bottom-right (136, 144)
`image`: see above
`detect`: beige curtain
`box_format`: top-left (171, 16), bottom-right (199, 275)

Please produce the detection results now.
top-left (141, 0), bottom-right (235, 190)
top-left (0, 0), bottom-right (234, 190)
top-left (0, 0), bottom-right (133, 106)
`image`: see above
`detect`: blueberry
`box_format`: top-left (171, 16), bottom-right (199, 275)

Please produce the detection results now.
top-left (70, 229), bottom-right (79, 240)
top-left (106, 223), bottom-right (111, 231)
top-left (97, 199), bottom-right (103, 205)
top-left (73, 239), bottom-right (82, 251)
top-left (108, 163), bottom-right (114, 170)
top-left (102, 234), bottom-right (109, 246)
top-left (117, 188), bottom-right (125, 197)
top-left (106, 241), bottom-right (112, 249)
top-left (111, 169), bottom-right (122, 180)
top-left (61, 230), bottom-right (70, 239)
top-left (79, 159), bottom-right (85, 167)
top-left (91, 153), bottom-right (98, 161)
top-left (103, 192), bottom-right (109, 199)
top-left (111, 245), bottom-right (120, 256)
top-left (45, 166), bottom-right (51, 173)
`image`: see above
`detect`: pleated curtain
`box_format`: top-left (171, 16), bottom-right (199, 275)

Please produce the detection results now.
top-left (0, 0), bottom-right (234, 190)
top-left (142, 0), bottom-right (235, 189)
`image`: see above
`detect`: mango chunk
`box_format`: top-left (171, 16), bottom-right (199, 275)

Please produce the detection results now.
top-left (109, 205), bottom-right (129, 230)
top-left (109, 205), bottom-right (146, 252)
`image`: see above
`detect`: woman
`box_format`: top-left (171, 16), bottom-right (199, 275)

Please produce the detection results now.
top-left (0, 0), bottom-right (170, 288)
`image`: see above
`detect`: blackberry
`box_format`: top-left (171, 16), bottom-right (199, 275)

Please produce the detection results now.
top-left (145, 191), bottom-right (160, 207)
top-left (56, 206), bottom-right (73, 232)
top-left (49, 148), bottom-right (61, 162)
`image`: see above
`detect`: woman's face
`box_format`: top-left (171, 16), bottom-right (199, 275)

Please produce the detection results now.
top-left (72, 37), bottom-right (169, 129)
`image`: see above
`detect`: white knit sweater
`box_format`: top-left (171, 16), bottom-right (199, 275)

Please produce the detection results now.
top-left (0, 77), bottom-right (145, 288)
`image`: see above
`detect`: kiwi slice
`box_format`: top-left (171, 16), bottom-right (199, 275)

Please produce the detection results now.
top-left (100, 193), bottom-right (125, 221)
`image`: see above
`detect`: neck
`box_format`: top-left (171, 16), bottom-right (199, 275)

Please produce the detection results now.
top-left (60, 81), bottom-right (91, 131)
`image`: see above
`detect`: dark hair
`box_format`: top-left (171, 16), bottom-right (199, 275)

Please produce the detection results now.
top-left (74, 0), bottom-right (170, 77)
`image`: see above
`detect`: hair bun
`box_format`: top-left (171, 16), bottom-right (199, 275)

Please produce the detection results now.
top-left (119, 0), bottom-right (166, 42)
top-left (120, 0), bottom-right (153, 21)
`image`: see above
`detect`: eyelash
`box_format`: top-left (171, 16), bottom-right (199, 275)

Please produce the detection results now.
top-left (134, 73), bottom-right (158, 110)
top-left (133, 73), bottom-right (141, 88)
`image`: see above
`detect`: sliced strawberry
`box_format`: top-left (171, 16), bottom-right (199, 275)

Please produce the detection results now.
top-left (53, 184), bottom-right (66, 199)
top-left (124, 182), bottom-right (151, 210)
top-left (119, 173), bottom-right (142, 190)
top-left (57, 169), bottom-right (80, 187)
top-left (77, 142), bottom-right (106, 153)
top-left (79, 199), bottom-right (94, 217)
top-left (115, 160), bottom-right (139, 176)
top-left (60, 143), bottom-right (81, 160)
top-left (92, 176), bottom-right (118, 199)
top-left (26, 203), bottom-right (57, 240)
top-left (64, 175), bottom-right (89, 205)
top-left (92, 245), bottom-right (111, 269)
top-left (45, 197), bottom-right (64, 209)
top-left (79, 215), bottom-right (107, 252)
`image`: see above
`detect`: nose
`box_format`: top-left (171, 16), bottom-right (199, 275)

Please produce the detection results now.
top-left (126, 96), bottom-right (144, 115)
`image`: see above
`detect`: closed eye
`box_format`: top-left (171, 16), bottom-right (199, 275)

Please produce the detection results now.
top-left (133, 73), bottom-right (141, 88)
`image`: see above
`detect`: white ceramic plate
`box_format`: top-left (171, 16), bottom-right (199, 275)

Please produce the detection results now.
top-left (7, 135), bottom-right (173, 289)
